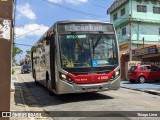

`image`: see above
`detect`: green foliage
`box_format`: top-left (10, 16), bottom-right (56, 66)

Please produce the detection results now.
top-left (12, 46), bottom-right (23, 58)
top-left (26, 49), bottom-right (31, 54)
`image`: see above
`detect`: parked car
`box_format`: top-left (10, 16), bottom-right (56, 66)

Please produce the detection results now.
top-left (21, 64), bottom-right (31, 73)
top-left (128, 64), bottom-right (160, 83)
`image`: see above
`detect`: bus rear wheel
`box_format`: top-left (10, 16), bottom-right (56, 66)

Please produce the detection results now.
top-left (33, 70), bottom-right (38, 84)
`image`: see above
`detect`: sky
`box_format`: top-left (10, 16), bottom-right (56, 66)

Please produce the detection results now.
top-left (14, 0), bottom-right (115, 62)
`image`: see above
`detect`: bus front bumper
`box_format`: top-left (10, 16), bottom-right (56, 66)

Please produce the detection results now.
top-left (56, 76), bottom-right (120, 94)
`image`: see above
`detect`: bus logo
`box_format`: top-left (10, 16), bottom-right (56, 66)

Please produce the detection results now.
top-left (91, 76), bottom-right (94, 81)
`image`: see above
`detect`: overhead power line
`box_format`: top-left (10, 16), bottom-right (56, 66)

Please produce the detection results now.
top-left (88, 1), bottom-right (106, 9)
top-left (43, 0), bottom-right (106, 19)
top-left (14, 28), bottom-right (40, 39)
top-left (14, 43), bottom-right (32, 46)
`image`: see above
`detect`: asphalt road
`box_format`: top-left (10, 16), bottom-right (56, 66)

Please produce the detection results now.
top-left (18, 73), bottom-right (160, 120)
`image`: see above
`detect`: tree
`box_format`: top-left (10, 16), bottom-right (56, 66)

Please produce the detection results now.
top-left (26, 49), bottom-right (31, 54)
top-left (25, 49), bottom-right (31, 64)
top-left (12, 46), bottom-right (23, 63)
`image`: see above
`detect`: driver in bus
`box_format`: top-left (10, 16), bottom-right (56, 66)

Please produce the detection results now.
top-left (74, 43), bottom-right (90, 66)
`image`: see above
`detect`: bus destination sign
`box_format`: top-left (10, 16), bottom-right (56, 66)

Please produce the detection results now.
top-left (58, 24), bottom-right (114, 32)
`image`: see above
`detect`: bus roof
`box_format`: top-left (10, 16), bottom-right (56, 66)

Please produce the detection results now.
top-left (54, 20), bottom-right (112, 25)
top-left (31, 20), bottom-right (114, 48)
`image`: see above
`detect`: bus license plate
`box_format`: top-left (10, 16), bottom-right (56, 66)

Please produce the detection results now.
top-left (86, 87), bottom-right (99, 92)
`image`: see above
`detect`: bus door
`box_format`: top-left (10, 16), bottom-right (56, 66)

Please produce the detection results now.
top-left (50, 33), bottom-right (56, 89)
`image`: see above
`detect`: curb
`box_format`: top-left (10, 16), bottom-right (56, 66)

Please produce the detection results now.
top-left (121, 86), bottom-right (160, 96)
top-left (16, 74), bottom-right (53, 119)
top-left (11, 75), bottom-right (18, 92)
top-left (145, 90), bottom-right (160, 96)
top-left (17, 74), bottom-right (44, 111)
top-left (11, 68), bottom-right (19, 92)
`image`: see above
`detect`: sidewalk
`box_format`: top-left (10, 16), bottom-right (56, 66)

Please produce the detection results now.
top-left (121, 81), bottom-right (160, 96)
top-left (10, 74), bottom-right (53, 120)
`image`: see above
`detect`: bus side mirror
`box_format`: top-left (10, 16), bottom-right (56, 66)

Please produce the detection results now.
top-left (45, 30), bottom-right (55, 45)
top-left (46, 39), bottom-right (50, 45)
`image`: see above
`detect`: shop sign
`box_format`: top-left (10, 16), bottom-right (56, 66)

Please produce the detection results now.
top-left (148, 45), bottom-right (157, 54)
top-left (127, 61), bottom-right (141, 69)
top-left (132, 50), bottom-right (136, 56)
top-left (132, 45), bottom-right (157, 57)
top-left (157, 48), bottom-right (160, 53)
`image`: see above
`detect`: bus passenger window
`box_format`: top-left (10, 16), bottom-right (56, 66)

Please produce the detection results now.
top-left (34, 60), bottom-right (37, 64)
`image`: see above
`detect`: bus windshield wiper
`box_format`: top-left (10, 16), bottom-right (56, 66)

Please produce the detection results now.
top-left (92, 32), bottom-right (103, 58)
top-left (71, 32), bottom-right (84, 52)
top-left (93, 31), bottom-right (103, 50)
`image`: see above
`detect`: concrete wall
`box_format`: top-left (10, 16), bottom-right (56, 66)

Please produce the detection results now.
top-left (0, 0), bottom-right (13, 117)
top-left (132, 0), bottom-right (160, 22)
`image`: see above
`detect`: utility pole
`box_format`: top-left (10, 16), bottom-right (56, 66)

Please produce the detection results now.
top-left (0, 0), bottom-right (14, 119)
top-left (129, 14), bottom-right (132, 61)
top-left (142, 37), bottom-right (144, 48)
top-left (129, 0), bottom-right (132, 61)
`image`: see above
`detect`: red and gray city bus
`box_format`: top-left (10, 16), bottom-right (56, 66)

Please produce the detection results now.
top-left (31, 20), bottom-right (120, 95)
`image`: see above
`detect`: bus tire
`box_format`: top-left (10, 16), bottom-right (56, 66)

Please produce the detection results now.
top-left (46, 73), bottom-right (53, 96)
top-left (46, 80), bottom-right (54, 96)
top-left (33, 70), bottom-right (38, 84)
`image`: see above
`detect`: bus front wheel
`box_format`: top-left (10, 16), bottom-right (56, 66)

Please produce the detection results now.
top-left (46, 73), bottom-right (54, 96)
top-left (46, 80), bottom-right (54, 96)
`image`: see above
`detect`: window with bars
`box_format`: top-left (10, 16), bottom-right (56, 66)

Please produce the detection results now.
top-left (113, 13), bottom-right (117, 21)
top-left (122, 27), bottom-right (126, 36)
top-left (137, 5), bottom-right (147, 12)
top-left (153, 7), bottom-right (160, 14)
top-left (121, 8), bottom-right (125, 16)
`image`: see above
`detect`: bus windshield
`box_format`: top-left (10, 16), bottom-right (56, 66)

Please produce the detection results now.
top-left (59, 34), bottom-right (118, 68)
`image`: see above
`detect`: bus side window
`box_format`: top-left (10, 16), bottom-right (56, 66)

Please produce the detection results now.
top-left (35, 60), bottom-right (37, 64)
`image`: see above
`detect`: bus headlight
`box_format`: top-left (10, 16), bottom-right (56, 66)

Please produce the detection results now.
top-left (59, 72), bottom-right (74, 84)
top-left (115, 70), bottom-right (120, 77)
top-left (61, 74), bottom-right (67, 79)
top-left (59, 73), bottom-right (66, 80)
top-left (110, 69), bottom-right (120, 81)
